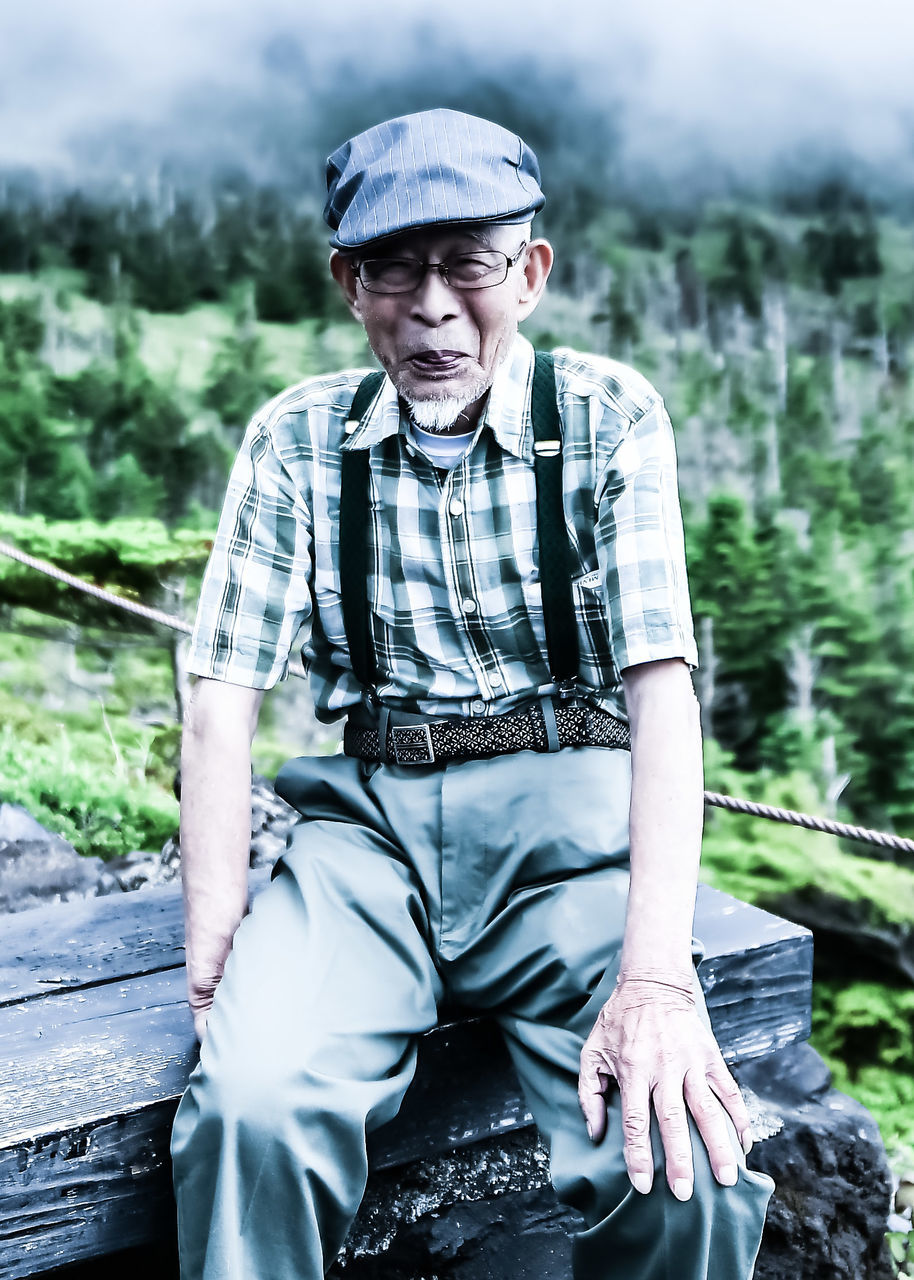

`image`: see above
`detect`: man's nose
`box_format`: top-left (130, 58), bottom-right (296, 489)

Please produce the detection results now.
top-left (409, 267), bottom-right (461, 325)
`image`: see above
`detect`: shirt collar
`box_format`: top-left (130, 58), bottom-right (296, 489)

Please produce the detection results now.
top-left (340, 371), bottom-right (402, 451)
top-left (479, 333), bottom-right (535, 461)
top-left (341, 332), bottom-right (535, 461)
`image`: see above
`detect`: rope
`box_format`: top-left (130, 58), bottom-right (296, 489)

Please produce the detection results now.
top-left (3, 537), bottom-right (914, 856)
top-left (703, 791), bottom-right (914, 855)
top-left (0, 537), bottom-right (193, 635)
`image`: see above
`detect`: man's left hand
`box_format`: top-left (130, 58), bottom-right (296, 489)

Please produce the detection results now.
top-left (578, 972), bottom-right (753, 1202)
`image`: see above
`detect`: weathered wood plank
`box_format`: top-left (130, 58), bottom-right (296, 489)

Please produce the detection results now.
top-left (0, 1106), bottom-right (179, 1280)
top-left (0, 888), bottom-right (185, 1007)
top-left (694, 887), bottom-right (813, 1062)
top-left (0, 882), bottom-right (812, 1278)
top-left (0, 972), bottom-right (196, 1147)
top-left (0, 872), bottom-right (272, 1007)
top-left (0, 875), bottom-right (805, 1008)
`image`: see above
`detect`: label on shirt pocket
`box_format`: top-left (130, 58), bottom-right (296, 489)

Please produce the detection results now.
top-left (573, 570), bottom-right (602, 591)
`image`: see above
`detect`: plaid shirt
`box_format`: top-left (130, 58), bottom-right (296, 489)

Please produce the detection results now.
top-left (188, 335), bottom-right (697, 723)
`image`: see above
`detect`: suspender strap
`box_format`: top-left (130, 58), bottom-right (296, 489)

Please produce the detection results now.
top-left (531, 352), bottom-right (580, 689)
top-left (339, 372), bottom-right (385, 693)
top-left (339, 355), bottom-right (581, 698)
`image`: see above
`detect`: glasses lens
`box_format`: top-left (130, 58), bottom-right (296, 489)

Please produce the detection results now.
top-left (359, 259), bottom-right (423, 293)
top-left (446, 251), bottom-right (508, 289)
top-left (357, 249), bottom-right (516, 293)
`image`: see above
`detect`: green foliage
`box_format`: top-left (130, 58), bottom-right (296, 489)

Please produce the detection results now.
top-left (811, 981), bottom-right (914, 1154)
top-left (203, 287), bottom-right (285, 431)
top-left (707, 218), bottom-right (764, 318)
top-left (701, 782), bottom-right (914, 929)
top-left (0, 294), bottom-right (43, 361)
top-left (0, 693), bottom-right (177, 859)
top-left (0, 181), bottom-right (332, 320)
top-left (803, 209), bottom-right (882, 295)
top-left (0, 513), bottom-right (213, 629)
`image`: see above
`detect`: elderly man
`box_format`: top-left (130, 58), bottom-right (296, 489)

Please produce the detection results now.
top-left (171, 109), bottom-right (773, 1279)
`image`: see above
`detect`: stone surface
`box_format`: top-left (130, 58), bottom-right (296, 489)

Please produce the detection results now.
top-left (324, 1044), bottom-right (896, 1280)
top-left (0, 803), bottom-right (113, 913)
top-left (329, 1133), bottom-right (575, 1280)
top-left (0, 776), bottom-right (297, 912)
top-left (248, 775), bottom-right (299, 868)
top-left (762, 887), bottom-right (914, 984)
top-left (737, 1044), bottom-right (896, 1280)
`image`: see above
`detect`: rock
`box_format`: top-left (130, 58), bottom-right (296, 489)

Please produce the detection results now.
top-left (104, 848), bottom-right (178, 893)
top-left (0, 802), bottom-right (66, 845)
top-left (325, 1043), bottom-right (895, 1280)
top-left (249, 775), bottom-right (298, 869)
top-left (0, 803), bottom-right (108, 912)
top-left (767, 888), bottom-right (914, 985)
top-left (160, 835), bottom-right (181, 871)
top-left (161, 775), bottom-right (299, 875)
top-left (738, 1043), bottom-right (895, 1280)
top-left (330, 1132), bottom-right (572, 1280)
top-left (0, 775), bottom-right (300, 913)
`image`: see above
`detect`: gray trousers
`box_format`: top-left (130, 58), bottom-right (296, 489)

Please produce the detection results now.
top-left (171, 747), bottom-right (773, 1278)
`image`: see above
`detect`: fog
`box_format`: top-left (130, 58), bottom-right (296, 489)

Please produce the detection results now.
top-left (2, 0), bottom-right (913, 192)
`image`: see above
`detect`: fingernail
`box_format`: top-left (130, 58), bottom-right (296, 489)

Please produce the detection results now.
top-left (741, 1129), bottom-right (754, 1155)
top-left (673, 1179), bottom-right (693, 1202)
top-left (631, 1172), bottom-right (652, 1195)
top-left (718, 1164), bottom-right (738, 1186)
top-left (585, 1121), bottom-right (593, 1141)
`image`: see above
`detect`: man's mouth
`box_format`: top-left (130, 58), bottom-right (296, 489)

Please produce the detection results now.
top-left (407, 350), bottom-right (468, 373)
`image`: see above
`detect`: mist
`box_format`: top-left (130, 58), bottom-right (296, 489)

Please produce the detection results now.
top-left (2, 0), bottom-right (914, 201)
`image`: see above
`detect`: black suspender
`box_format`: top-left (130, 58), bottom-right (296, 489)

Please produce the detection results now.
top-left (338, 352), bottom-right (580, 699)
top-left (338, 371), bottom-right (385, 693)
top-left (530, 351), bottom-right (580, 692)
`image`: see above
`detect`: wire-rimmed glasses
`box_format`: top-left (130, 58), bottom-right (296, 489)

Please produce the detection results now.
top-left (353, 243), bottom-right (528, 294)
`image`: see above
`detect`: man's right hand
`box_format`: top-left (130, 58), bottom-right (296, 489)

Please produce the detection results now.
top-left (188, 963), bottom-right (229, 1043)
top-left (180, 678), bottom-right (265, 1043)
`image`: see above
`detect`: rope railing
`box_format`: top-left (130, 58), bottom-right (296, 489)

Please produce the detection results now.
top-left (0, 538), bottom-right (193, 635)
top-left (3, 537), bottom-right (914, 857)
top-left (702, 792), bottom-right (914, 855)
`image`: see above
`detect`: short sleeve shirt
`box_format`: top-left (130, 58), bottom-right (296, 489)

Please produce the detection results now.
top-left (187, 334), bottom-right (697, 723)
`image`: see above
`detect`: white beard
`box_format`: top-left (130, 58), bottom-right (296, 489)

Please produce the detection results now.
top-left (401, 375), bottom-right (490, 435)
top-left (403, 397), bottom-right (472, 434)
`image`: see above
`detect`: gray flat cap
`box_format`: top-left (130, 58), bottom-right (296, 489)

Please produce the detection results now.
top-left (324, 109), bottom-right (545, 249)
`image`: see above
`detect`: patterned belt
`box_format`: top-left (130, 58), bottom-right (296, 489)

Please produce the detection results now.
top-left (343, 701), bottom-right (632, 766)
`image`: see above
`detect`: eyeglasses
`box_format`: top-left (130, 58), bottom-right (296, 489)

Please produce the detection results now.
top-left (353, 244), bottom-right (528, 294)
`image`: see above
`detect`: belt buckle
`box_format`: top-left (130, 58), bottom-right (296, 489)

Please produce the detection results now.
top-left (389, 723), bottom-right (435, 765)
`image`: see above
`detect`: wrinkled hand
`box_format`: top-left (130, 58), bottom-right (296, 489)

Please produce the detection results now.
top-left (578, 972), bottom-right (753, 1201)
top-left (188, 971), bottom-right (222, 1043)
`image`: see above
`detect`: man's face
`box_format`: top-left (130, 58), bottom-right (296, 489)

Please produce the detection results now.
top-left (331, 224), bottom-right (552, 412)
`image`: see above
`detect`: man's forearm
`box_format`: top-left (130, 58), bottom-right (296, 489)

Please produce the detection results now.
top-left (578, 658), bottom-right (753, 1197)
top-left (619, 658), bottom-right (704, 982)
top-left (180, 678), bottom-right (264, 1035)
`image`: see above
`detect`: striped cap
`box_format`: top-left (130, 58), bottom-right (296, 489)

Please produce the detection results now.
top-left (324, 109), bottom-right (545, 249)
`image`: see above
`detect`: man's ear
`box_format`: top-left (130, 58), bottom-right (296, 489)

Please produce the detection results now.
top-left (517, 239), bottom-right (553, 321)
top-left (329, 251), bottom-right (362, 319)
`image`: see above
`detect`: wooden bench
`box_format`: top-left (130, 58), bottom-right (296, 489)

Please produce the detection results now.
top-left (0, 877), bottom-right (812, 1279)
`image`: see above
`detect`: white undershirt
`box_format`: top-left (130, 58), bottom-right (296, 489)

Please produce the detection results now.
top-left (408, 422), bottom-right (475, 469)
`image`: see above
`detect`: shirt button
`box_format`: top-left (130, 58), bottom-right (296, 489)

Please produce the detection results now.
top-left (489, 672), bottom-right (504, 687)
top-left (461, 598), bottom-right (478, 614)
top-left (449, 499), bottom-right (465, 517)
top-left (471, 699), bottom-right (486, 715)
